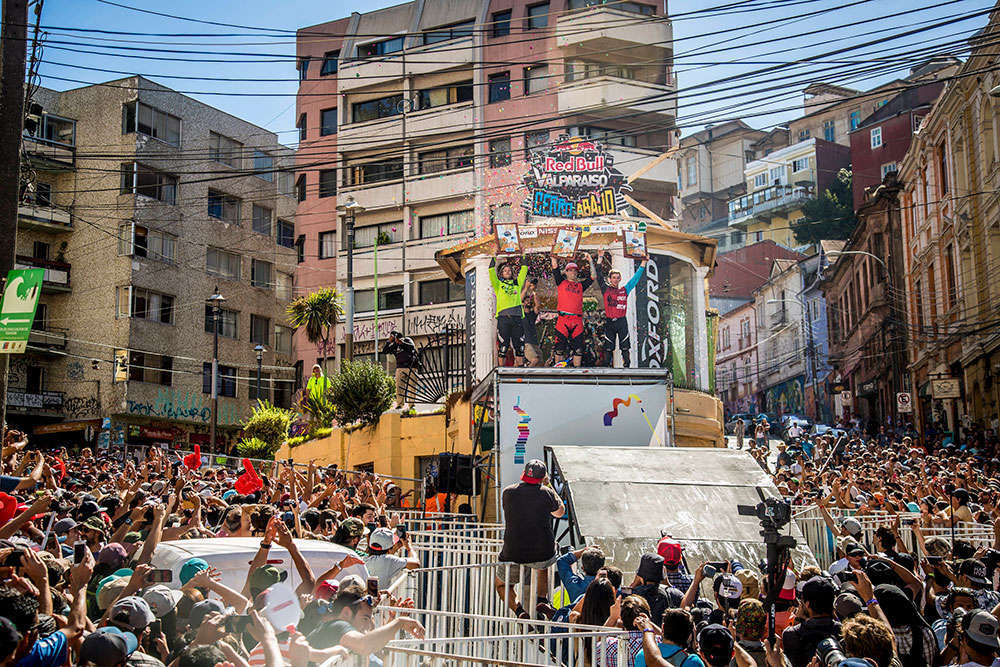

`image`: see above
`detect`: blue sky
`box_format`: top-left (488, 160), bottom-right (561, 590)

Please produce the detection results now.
top-left (36, 0), bottom-right (992, 142)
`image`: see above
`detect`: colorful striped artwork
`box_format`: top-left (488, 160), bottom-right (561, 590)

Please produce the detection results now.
top-left (513, 395), bottom-right (530, 464)
top-left (604, 394), bottom-right (641, 426)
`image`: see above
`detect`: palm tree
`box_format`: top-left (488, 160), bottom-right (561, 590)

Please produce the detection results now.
top-left (287, 287), bottom-right (342, 373)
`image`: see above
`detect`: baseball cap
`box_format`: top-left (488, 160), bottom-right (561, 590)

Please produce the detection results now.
top-left (97, 577), bottom-right (130, 611)
top-left (714, 574), bottom-right (743, 609)
top-left (735, 569), bottom-right (761, 600)
top-left (339, 518), bottom-right (365, 538)
top-left (845, 542), bottom-right (866, 558)
top-left (656, 538), bottom-right (682, 565)
top-left (77, 500), bottom-right (101, 520)
top-left (314, 580), bottom-right (340, 601)
top-left (697, 624), bottom-right (735, 665)
top-left (964, 609), bottom-right (1000, 648)
top-left (79, 627), bottom-right (138, 667)
top-left (249, 565), bottom-right (288, 596)
top-left (520, 459), bottom-right (546, 484)
top-left (178, 557), bottom-right (209, 585)
top-left (840, 518), bottom-right (863, 538)
top-left (565, 262), bottom-right (579, 271)
top-left (53, 518), bottom-right (76, 535)
top-left (368, 527), bottom-right (395, 552)
top-left (98, 543), bottom-right (128, 568)
top-left (958, 559), bottom-right (990, 587)
top-left (142, 585), bottom-right (184, 618)
top-left (637, 553), bottom-right (664, 583)
top-left (834, 592), bottom-right (864, 620)
top-left (109, 596), bottom-right (155, 633)
top-left (925, 536), bottom-right (951, 557)
top-left (188, 600), bottom-right (226, 629)
top-left (82, 515), bottom-right (106, 534)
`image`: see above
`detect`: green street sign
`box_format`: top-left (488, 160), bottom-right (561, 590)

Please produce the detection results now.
top-left (0, 269), bottom-right (44, 354)
top-left (637, 221), bottom-right (647, 232)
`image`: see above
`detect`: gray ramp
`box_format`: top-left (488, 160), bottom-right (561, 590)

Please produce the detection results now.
top-left (548, 446), bottom-right (817, 578)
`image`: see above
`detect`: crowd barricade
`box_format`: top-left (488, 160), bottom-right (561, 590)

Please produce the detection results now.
top-left (794, 505), bottom-right (996, 568)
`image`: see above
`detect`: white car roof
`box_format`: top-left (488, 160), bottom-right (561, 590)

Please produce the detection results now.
top-left (150, 537), bottom-right (369, 593)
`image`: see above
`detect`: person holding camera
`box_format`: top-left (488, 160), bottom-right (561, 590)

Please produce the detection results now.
top-left (364, 526), bottom-right (419, 589)
top-left (782, 576), bottom-right (842, 667)
top-left (943, 609), bottom-right (1000, 667)
top-left (382, 330), bottom-right (422, 411)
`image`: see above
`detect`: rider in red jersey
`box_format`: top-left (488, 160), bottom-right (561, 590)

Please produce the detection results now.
top-left (550, 253), bottom-right (595, 367)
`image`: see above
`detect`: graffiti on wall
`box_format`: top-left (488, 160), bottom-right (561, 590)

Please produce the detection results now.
top-left (406, 310), bottom-right (465, 336)
top-left (67, 361), bottom-right (84, 381)
top-left (7, 358), bottom-right (26, 385)
top-left (126, 388), bottom-right (241, 425)
top-left (64, 396), bottom-right (100, 418)
top-left (764, 376), bottom-right (805, 415)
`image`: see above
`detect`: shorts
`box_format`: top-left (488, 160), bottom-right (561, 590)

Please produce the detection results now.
top-left (496, 554), bottom-right (559, 584)
top-left (602, 317), bottom-right (629, 351)
top-left (497, 315), bottom-right (525, 357)
top-left (554, 315), bottom-right (584, 355)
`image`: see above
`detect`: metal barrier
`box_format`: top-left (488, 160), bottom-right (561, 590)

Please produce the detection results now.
top-left (794, 505), bottom-right (996, 567)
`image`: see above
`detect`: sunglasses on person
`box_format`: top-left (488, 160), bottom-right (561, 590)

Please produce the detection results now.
top-left (349, 595), bottom-right (376, 608)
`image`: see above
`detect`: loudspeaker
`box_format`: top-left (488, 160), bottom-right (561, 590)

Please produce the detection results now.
top-left (436, 453), bottom-right (480, 496)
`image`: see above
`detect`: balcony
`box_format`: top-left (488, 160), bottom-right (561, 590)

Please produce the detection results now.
top-left (556, 7), bottom-right (672, 60)
top-left (608, 146), bottom-right (677, 193)
top-left (558, 76), bottom-right (676, 121)
top-left (728, 185), bottom-right (813, 227)
top-left (406, 168), bottom-right (475, 204)
top-left (338, 102), bottom-right (474, 152)
top-left (7, 390), bottom-right (64, 414)
top-left (18, 203), bottom-right (72, 232)
top-left (28, 327), bottom-right (68, 351)
top-left (338, 38), bottom-right (475, 93)
top-left (15, 256), bottom-right (71, 292)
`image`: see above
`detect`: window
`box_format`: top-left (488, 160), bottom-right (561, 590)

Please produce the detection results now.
top-left (880, 163), bottom-right (897, 179)
top-left (417, 81), bottom-right (473, 110)
top-left (525, 130), bottom-right (549, 157)
top-left (685, 156), bottom-right (696, 187)
top-left (320, 50), bottom-right (339, 76)
top-left (32, 241), bottom-right (48, 260)
top-left (313, 170), bottom-right (336, 200)
top-left (490, 138), bottom-right (511, 167)
top-left (253, 150), bottom-right (273, 181)
top-left (207, 190), bottom-right (240, 224)
top-left (352, 95), bottom-right (403, 123)
top-left (565, 125), bottom-right (636, 147)
top-left (730, 230), bottom-right (743, 245)
top-left (823, 120), bottom-right (835, 142)
top-left (798, 129), bottom-right (810, 141)
top-left (352, 222), bottom-right (402, 249)
top-left (32, 182), bottom-right (51, 206)
top-left (320, 108), bottom-right (337, 135)
top-left (208, 131), bottom-right (242, 168)
top-left (419, 210), bottom-right (474, 238)
top-left (319, 231), bottom-right (337, 259)
top-left (526, 3), bottom-right (549, 29)
top-left (870, 127), bottom-right (882, 149)
top-left (129, 351), bottom-right (173, 386)
top-left (278, 171), bottom-right (294, 197)
top-left (295, 235), bottom-right (305, 264)
top-left (277, 219), bottom-right (295, 248)
top-left (119, 223), bottom-right (176, 263)
top-left (297, 57), bottom-right (309, 81)
top-left (769, 166), bottom-right (783, 183)
top-left (249, 373), bottom-right (271, 402)
top-left (206, 247), bottom-right (241, 281)
top-left (356, 36), bottom-right (404, 59)
top-left (345, 158), bottom-right (403, 186)
top-left (251, 259), bottom-right (273, 288)
top-left (492, 10), bottom-right (511, 37)
top-left (120, 163), bottom-right (177, 204)
top-left (297, 114), bottom-right (307, 142)
top-left (274, 325), bottom-right (293, 355)
top-left (276, 272), bottom-right (293, 301)
top-left (945, 244), bottom-right (957, 309)
top-left (792, 157), bottom-right (809, 173)
top-left (849, 110), bottom-right (860, 131)
top-left (250, 315), bottom-right (271, 346)
top-left (122, 101), bottom-right (181, 146)
top-left (418, 279), bottom-right (465, 304)
top-left (418, 145), bottom-right (474, 174)
top-left (938, 144), bottom-right (948, 194)
top-left (202, 362), bottom-right (237, 398)
top-left (422, 20), bottom-right (474, 45)
top-left (296, 175), bottom-right (307, 203)
top-left (524, 65), bottom-right (550, 94)
top-left (355, 287), bottom-right (404, 312)
top-left (568, 0), bottom-right (653, 12)
top-left (753, 173), bottom-right (767, 189)
top-left (250, 204), bottom-right (272, 236)
top-left (875, 98), bottom-right (888, 109)
top-left (488, 72), bottom-right (511, 103)
top-left (204, 306), bottom-right (238, 338)
top-left (118, 286), bottom-right (175, 324)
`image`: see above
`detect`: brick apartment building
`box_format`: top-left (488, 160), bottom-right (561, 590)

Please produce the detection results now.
top-left (294, 0), bottom-right (679, 377)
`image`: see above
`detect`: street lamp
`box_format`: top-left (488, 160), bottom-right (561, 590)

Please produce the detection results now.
top-left (207, 290), bottom-right (225, 455)
top-left (254, 344), bottom-right (265, 403)
top-left (336, 195), bottom-right (366, 362)
top-left (827, 249), bottom-right (886, 268)
top-left (990, 84), bottom-right (1000, 98)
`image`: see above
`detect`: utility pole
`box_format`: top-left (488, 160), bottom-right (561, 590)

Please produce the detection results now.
top-left (0, 0), bottom-right (29, 427)
top-left (337, 196), bottom-right (365, 363)
top-left (208, 290), bottom-right (225, 455)
top-left (255, 344), bottom-right (264, 402)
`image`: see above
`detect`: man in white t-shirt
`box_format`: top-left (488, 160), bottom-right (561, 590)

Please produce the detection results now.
top-left (364, 527), bottom-right (419, 589)
top-left (787, 423), bottom-right (802, 443)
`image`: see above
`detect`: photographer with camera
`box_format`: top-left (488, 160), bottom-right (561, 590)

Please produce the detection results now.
top-left (782, 576), bottom-right (841, 667)
top-left (364, 526), bottom-right (419, 588)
